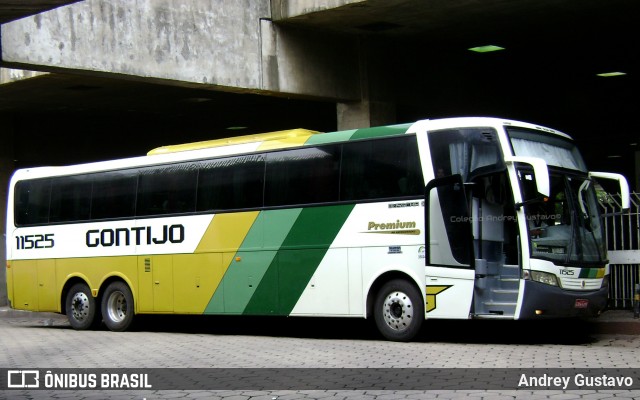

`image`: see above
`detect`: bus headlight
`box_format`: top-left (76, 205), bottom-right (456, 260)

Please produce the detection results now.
top-left (524, 270), bottom-right (559, 287)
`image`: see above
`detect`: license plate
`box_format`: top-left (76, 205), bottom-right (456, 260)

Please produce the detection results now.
top-left (575, 299), bottom-right (589, 309)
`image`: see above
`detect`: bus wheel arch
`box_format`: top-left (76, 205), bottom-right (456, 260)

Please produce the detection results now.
top-left (62, 279), bottom-right (101, 330)
top-left (100, 279), bottom-right (135, 332)
top-left (367, 272), bottom-right (424, 342)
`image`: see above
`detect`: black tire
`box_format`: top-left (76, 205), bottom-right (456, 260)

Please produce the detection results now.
top-left (101, 281), bottom-right (135, 332)
top-left (65, 282), bottom-right (99, 330)
top-left (373, 279), bottom-right (424, 342)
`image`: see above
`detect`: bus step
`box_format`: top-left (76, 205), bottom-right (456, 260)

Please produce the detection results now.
top-left (472, 314), bottom-right (514, 320)
top-left (491, 289), bottom-right (518, 294)
top-left (483, 301), bottom-right (517, 307)
top-left (482, 301), bottom-right (516, 316)
top-left (490, 289), bottom-right (518, 302)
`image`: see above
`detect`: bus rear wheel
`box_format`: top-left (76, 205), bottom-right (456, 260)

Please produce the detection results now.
top-left (101, 281), bottom-right (135, 332)
top-left (374, 279), bottom-right (424, 342)
top-left (65, 282), bottom-right (98, 330)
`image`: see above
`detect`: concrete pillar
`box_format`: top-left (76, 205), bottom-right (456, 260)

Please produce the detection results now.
top-left (336, 37), bottom-right (396, 130)
top-left (337, 100), bottom-right (395, 130)
top-left (0, 115), bottom-right (15, 306)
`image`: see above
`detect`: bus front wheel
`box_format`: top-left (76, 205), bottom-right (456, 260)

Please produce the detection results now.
top-left (65, 282), bottom-right (98, 330)
top-left (101, 281), bottom-right (135, 332)
top-left (373, 279), bottom-right (424, 341)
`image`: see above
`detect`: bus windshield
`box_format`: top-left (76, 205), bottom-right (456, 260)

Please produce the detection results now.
top-left (507, 127), bottom-right (587, 172)
top-left (519, 170), bottom-right (606, 266)
top-left (508, 126), bottom-right (605, 265)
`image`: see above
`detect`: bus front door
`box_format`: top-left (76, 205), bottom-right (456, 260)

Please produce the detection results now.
top-left (467, 171), bottom-right (520, 319)
top-left (424, 175), bottom-right (475, 319)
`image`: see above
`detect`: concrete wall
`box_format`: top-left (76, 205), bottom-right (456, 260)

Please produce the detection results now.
top-left (271, 0), bottom-right (365, 20)
top-left (0, 116), bottom-right (14, 306)
top-left (1, 0), bottom-right (361, 100)
top-left (260, 19), bottom-right (359, 100)
top-left (1, 0), bottom-right (268, 89)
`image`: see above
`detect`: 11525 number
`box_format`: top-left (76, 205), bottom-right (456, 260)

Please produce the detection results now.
top-left (15, 234), bottom-right (55, 250)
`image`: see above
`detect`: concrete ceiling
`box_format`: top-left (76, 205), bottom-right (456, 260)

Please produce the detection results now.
top-left (0, 0), bottom-right (638, 185)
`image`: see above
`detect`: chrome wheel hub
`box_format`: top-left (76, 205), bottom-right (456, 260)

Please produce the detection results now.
top-left (106, 291), bottom-right (128, 323)
top-left (382, 291), bottom-right (414, 332)
top-left (71, 292), bottom-right (90, 321)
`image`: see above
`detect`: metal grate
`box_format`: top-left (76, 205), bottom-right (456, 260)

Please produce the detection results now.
top-left (599, 192), bottom-right (640, 309)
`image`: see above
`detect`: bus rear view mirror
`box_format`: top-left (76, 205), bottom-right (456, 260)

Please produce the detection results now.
top-left (589, 171), bottom-right (631, 210)
top-left (504, 156), bottom-right (550, 198)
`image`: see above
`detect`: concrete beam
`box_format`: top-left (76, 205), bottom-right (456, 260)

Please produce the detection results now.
top-left (270, 0), bottom-right (365, 20)
top-left (260, 19), bottom-right (359, 100)
top-left (1, 0), bottom-right (268, 90)
top-left (1, 0), bottom-right (361, 101)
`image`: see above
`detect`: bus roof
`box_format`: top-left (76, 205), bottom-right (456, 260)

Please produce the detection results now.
top-left (147, 128), bottom-right (321, 155)
top-left (147, 123), bottom-right (416, 155)
top-left (12, 117), bottom-right (575, 182)
top-left (147, 118), bottom-right (574, 157)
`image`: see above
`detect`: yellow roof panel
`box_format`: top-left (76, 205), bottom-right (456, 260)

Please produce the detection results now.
top-left (147, 128), bottom-right (320, 155)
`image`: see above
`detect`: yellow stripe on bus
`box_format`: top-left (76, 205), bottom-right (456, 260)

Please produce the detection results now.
top-left (195, 212), bottom-right (259, 253)
top-left (141, 212), bottom-right (261, 314)
top-left (147, 129), bottom-right (319, 155)
top-left (256, 130), bottom-right (317, 150)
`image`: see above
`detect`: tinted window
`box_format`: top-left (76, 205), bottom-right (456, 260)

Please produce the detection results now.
top-left (428, 175), bottom-right (473, 266)
top-left (265, 145), bottom-right (340, 207)
top-left (197, 155), bottom-right (264, 211)
top-left (15, 179), bottom-right (51, 226)
top-left (49, 175), bottom-right (92, 222)
top-left (341, 136), bottom-right (423, 201)
top-left (428, 128), bottom-right (502, 182)
top-left (137, 164), bottom-right (198, 216)
top-left (91, 171), bottom-right (137, 219)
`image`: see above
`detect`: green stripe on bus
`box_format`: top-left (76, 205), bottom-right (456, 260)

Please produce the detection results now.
top-left (243, 204), bottom-right (354, 315)
top-left (349, 123), bottom-right (412, 140)
top-left (578, 268), bottom-right (604, 279)
top-left (205, 209), bottom-right (302, 314)
top-left (304, 129), bottom-right (357, 145)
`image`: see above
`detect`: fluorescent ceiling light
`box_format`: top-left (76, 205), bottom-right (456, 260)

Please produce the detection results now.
top-left (597, 72), bottom-right (626, 77)
top-left (226, 126), bottom-right (247, 130)
top-left (468, 45), bottom-right (505, 53)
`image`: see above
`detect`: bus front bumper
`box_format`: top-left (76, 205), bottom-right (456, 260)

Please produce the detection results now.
top-left (519, 280), bottom-right (608, 319)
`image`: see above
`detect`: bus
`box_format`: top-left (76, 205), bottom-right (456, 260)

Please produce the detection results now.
top-left (5, 117), bottom-right (630, 341)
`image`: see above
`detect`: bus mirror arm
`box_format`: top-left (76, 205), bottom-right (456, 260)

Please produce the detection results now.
top-left (589, 171), bottom-right (631, 210)
top-left (504, 156), bottom-right (550, 198)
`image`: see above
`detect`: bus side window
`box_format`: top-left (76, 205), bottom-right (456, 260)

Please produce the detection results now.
top-left (197, 155), bottom-right (265, 211)
top-left (91, 172), bottom-right (137, 220)
top-left (137, 165), bottom-right (198, 216)
top-left (49, 175), bottom-right (92, 223)
top-left (15, 179), bottom-right (52, 226)
top-left (264, 145), bottom-right (340, 207)
top-left (341, 136), bottom-right (423, 201)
